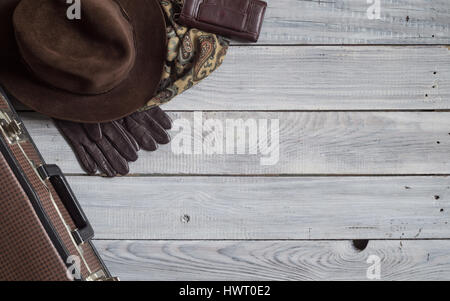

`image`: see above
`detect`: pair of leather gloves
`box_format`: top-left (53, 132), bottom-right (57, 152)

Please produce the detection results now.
top-left (54, 107), bottom-right (172, 177)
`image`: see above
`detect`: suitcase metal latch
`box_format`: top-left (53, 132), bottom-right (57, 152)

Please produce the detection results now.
top-left (0, 109), bottom-right (26, 144)
top-left (86, 269), bottom-right (119, 281)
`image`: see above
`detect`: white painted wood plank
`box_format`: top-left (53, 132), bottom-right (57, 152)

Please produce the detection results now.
top-left (22, 112), bottom-right (450, 175)
top-left (12, 46), bottom-right (450, 111)
top-left (256, 0), bottom-right (450, 44)
top-left (68, 176), bottom-right (450, 240)
top-left (93, 240), bottom-right (450, 281)
top-left (163, 46), bottom-right (450, 111)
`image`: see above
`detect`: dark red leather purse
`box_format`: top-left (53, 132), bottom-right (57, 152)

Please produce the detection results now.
top-left (179, 0), bottom-right (267, 42)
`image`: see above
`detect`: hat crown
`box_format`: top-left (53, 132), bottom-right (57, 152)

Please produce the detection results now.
top-left (13, 0), bottom-right (136, 95)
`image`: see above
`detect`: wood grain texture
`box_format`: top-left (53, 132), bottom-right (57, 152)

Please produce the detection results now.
top-left (14, 46), bottom-right (450, 111)
top-left (93, 240), bottom-right (450, 281)
top-left (22, 112), bottom-right (450, 175)
top-left (256, 0), bottom-right (450, 45)
top-left (68, 176), bottom-right (450, 240)
top-left (162, 46), bottom-right (450, 111)
top-left (9, 0), bottom-right (450, 281)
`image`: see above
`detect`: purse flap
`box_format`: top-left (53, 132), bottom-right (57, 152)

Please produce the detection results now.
top-left (197, 0), bottom-right (250, 32)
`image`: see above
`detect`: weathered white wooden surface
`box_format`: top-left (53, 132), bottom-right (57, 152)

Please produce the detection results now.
top-left (22, 112), bottom-right (450, 175)
top-left (94, 240), bottom-right (450, 281)
top-left (12, 0), bottom-right (450, 280)
top-left (165, 46), bottom-right (450, 111)
top-left (69, 176), bottom-right (449, 240)
top-left (256, 0), bottom-right (450, 45)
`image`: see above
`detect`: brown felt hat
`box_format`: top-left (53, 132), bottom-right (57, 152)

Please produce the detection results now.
top-left (0, 0), bottom-right (166, 123)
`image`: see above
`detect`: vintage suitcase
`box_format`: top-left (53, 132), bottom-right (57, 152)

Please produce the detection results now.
top-left (0, 86), bottom-right (116, 281)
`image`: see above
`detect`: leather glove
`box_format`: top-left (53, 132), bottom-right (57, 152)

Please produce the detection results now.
top-left (119, 107), bottom-right (172, 151)
top-left (54, 120), bottom-right (139, 177)
top-left (55, 107), bottom-right (171, 177)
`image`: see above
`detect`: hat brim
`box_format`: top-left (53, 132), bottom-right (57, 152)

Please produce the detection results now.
top-left (0, 0), bottom-right (166, 123)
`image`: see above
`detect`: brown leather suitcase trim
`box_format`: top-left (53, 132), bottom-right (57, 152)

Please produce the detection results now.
top-left (0, 150), bottom-right (70, 281)
top-left (0, 87), bottom-right (115, 281)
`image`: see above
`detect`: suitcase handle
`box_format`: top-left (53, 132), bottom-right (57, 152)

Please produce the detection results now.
top-left (38, 164), bottom-right (94, 245)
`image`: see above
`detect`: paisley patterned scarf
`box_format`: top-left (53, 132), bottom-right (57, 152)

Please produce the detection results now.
top-left (141, 0), bottom-right (229, 111)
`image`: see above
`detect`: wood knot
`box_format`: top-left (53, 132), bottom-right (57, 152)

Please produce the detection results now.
top-left (352, 240), bottom-right (369, 251)
top-left (181, 214), bottom-right (191, 224)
